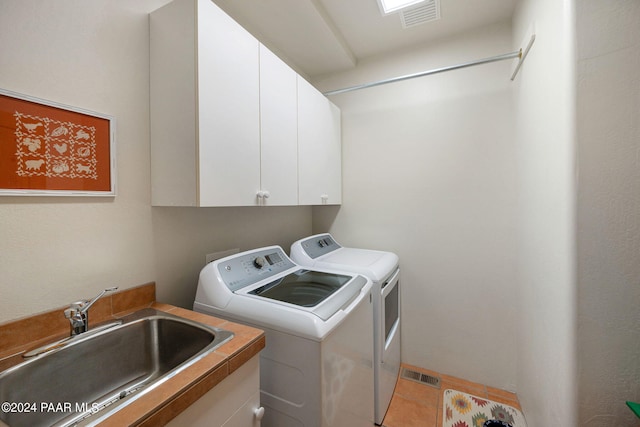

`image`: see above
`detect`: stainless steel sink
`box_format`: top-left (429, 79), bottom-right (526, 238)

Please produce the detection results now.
top-left (0, 308), bottom-right (233, 427)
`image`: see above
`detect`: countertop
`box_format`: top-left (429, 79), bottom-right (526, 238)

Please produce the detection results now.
top-left (0, 283), bottom-right (265, 426)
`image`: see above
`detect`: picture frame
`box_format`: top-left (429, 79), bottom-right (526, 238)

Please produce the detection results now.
top-left (0, 88), bottom-right (116, 196)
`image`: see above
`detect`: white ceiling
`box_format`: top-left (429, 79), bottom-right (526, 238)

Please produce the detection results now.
top-left (212, 0), bottom-right (517, 78)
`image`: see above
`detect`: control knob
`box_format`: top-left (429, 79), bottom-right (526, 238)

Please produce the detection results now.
top-left (253, 256), bottom-right (267, 269)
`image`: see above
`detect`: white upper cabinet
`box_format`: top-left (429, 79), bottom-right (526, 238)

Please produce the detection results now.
top-left (297, 77), bottom-right (342, 205)
top-left (197, 0), bottom-right (260, 207)
top-left (258, 45), bottom-right (298, 206)
top-left (151, 0), bottom-right (259, 207)
top-left (150, 0), bottom-right (340, 207)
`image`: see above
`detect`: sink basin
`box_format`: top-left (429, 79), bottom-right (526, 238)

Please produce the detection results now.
top-left (0, 308), bottom-right (233, 427)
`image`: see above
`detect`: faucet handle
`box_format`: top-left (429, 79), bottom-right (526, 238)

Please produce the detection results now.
top-left (80, 287), bottom-right (119, 313)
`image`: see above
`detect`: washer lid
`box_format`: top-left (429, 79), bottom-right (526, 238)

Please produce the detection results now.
top-left (249, 269), bottom-right (351, 307)
top-left (239, 270), bottom-right (368, 321)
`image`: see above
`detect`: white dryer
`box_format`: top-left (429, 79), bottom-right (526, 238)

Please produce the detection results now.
top-left (291, 234), bottom-right (400, 425)
top-left (194, 246), bottom-right (374, 427)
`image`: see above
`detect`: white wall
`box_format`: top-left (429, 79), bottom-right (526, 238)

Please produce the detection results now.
top-left (0, 0), bottom-right (311, 323)
top-left (576, 0), bottom-right (640, 425)
top-left (512, 0), bottom-right (578, 425)
top-left (0, 0), bottom-right (164, 322)
top-left (152, 206), bottom-right (311, 310)
top-left (313, 22), bottom-right (519, 391)
top-left (5, 4), bottom-right (638, 425)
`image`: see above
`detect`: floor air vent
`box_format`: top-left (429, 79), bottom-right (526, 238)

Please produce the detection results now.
top-left (401, 367), bottom-right (441, 388)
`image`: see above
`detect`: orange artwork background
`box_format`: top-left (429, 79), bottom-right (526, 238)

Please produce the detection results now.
top-left (0, 93), bottom-right (113, 193)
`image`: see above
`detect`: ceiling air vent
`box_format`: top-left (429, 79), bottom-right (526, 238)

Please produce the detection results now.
top-left (400, 0), bottom-right (440, 28)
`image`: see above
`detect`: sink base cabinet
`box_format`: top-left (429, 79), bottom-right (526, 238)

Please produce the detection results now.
top-left (167, 355), bottom-right (262, 427)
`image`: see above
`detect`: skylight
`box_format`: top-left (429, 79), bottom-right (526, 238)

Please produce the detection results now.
top-left (377, 0), bottom-right (427, 14)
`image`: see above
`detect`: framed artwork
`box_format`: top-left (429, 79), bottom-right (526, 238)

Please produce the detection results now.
top-left (0, 88), bottom-right (115, 196)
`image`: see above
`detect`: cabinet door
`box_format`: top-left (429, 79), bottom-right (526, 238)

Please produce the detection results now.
top-left (259, 45), bottom-right (298, 206)
top-left (297, 77), bottom-right (342, 205)
top-left (166, 356), bottom-right (261, 427)
top-left (197, 0), bottom-right (260, 206)
top-left (150, 0), bottom-right (199, 206)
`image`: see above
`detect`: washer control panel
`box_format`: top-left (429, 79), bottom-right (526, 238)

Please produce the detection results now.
top-left (299, 234), bottom-right (341, 259)
top-left (216, 246), bottom-right (296, 292)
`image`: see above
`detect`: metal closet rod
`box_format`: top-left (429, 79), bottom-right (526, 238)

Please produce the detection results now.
top-left (323, 49), bottom-right (522, 96)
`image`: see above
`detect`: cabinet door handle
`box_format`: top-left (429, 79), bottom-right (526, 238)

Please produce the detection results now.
top-left (256, 190), bottom-right (270, 205)
top-left (320, 194), bottom-right (329, 204)
top-left (254, 406), bottom-right (265, 420)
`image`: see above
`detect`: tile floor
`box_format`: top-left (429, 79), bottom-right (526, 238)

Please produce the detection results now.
top-left (382, 364), bottom-right (522, 427)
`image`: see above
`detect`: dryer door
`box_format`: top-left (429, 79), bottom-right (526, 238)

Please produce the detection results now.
top-left (377, 267), bottom-right (401, 424)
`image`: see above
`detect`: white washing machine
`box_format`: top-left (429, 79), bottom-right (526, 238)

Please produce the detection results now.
top-left (194, 246), bottom-right (374, 427)
top-left (291, 234), bottom-right (400, 425)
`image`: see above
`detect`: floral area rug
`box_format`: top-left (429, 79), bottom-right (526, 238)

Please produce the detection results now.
top-left (442, 389), bottom-right (527, 427)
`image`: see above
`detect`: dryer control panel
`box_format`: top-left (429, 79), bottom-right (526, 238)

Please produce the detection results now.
top-left (298, 234), bottom-right (341, 259)
top-left (216, 246), bottom-right (296, 292)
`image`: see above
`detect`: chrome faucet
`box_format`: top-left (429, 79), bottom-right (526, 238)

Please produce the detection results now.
top-left (64, 287), bottom-right (118, 336)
